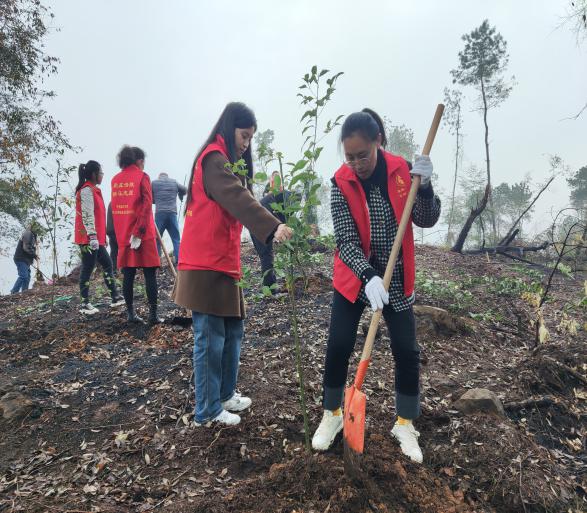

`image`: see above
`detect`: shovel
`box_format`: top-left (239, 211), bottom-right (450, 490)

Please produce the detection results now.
top-left (155, 225), bottom-right (177, 278)
top-left (34, 238), bottom-right (43, 284)
top-left (343, 103), bottom-right (444, 476)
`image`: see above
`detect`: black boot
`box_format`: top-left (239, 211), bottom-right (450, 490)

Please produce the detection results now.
top-left (127, 305), bottom-right (144, 323)
top-left (148, 304), bottom-right (163, 325)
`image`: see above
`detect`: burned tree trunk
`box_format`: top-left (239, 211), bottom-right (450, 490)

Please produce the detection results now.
top-left (451, 184), bottom-right (491, 253)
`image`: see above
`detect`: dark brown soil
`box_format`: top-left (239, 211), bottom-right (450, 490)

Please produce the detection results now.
top-left (0, 244), bottom-right (585, 512)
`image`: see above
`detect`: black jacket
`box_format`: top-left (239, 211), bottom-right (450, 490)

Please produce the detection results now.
top-left (14, 229), bottom-right (37, 265)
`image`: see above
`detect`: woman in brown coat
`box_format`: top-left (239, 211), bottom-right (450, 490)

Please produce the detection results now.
top-left (174, 102), bottom-right (293, 426)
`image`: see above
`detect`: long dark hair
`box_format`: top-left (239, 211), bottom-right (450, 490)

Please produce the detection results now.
top-left (340, 108), bottom-right (387, 149)
top-left (75, 160), bottom-right (101, 193)
top-left (185, 102), bottom-right (257, 207)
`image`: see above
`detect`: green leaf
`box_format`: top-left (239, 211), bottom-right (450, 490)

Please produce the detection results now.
top-left (254, 172), bottom-right (268, 182)
top-left (292, 159), bottom-right (308, 172)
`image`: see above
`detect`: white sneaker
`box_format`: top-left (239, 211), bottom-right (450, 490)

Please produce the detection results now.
top-left (391, 422), bottom-right (423, 463)
top-left (194, 409), bottom-right (241, 427)
top-left (312, 410), bottom-right (343, 451)
top-left (221, 392), bottom-right (252, 412)
top-left (80, 303), bottom-right (99, 315)
top-left (212, 409), bottom-right (241, 426)
top-left (110, 297), bottom-right (125, 307)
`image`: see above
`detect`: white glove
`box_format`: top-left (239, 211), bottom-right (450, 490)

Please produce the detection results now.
top-left (364, 275), bottom-right (389, 312)
top-left (88, 237), bottom-right (99, 251)
top-left (129, 235), bottom-right (142, 250)
top-left (410, 155), bottom-right (432, 186)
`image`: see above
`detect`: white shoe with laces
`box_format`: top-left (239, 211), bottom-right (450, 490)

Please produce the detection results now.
top-left (391, 421), bottom-right (423, 463)
top-left (221, 392), bottom-right (252, 412)
top-left (212, 409), bottom-right (241, 426)
top-left (80, 302), bottom-right (99, 315)
top-left (312, 410), bottom-right (343, 451)
top-left (194, 409), bottom-right (241, 427)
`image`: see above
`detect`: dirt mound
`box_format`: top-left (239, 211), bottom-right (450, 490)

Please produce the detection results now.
top-left (186, 435), bottom-right (479, 513)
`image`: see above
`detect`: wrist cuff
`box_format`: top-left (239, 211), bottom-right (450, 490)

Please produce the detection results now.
top-left (417, 182), bottom-right (434, 198)
top-left (360, 267), bottom-right (377, 284)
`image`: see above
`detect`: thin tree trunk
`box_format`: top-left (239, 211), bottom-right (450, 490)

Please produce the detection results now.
top-left (540, 221), bottom-right (580, 308)
top-left (446, 104), bottom-right (461, 245)
top-left (481, 78), bottom-right (496, 243)
top-left (305, 80), bottom-right (319, 229)
top-left (287, 263), bottom-right (310, 452)
top-left (498, 176), bottom-right (556, 246)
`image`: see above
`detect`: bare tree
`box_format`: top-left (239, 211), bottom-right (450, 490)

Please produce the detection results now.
top-left (451, 20), bottom-right (515, 252)
top-left (442, 87), bottom-right (464, 245)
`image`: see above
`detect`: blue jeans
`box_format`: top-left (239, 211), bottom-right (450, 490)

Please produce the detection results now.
top-left (192, 312), bottom-right (244, 423)
top-left (11, 260), bottom-right (31, 294)
top-left (155, 211), bottom-right (180, 262)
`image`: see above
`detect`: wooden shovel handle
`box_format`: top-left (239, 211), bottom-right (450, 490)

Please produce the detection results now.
top-left (354, 103), bottom-right (444, 388)
top-left (155, 225), bottom-right (177, 279)
top-left (422, 104), bottom-right (444, 157)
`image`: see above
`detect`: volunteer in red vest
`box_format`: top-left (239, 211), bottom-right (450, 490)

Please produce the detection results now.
top-left (74, 160), bottom-right (124, 315)
top-left (111, 146), bottom-right (161, 324)
top-left (311, 109), bottom-right (441, 463)
top-left (174, 102), bottom-right (293, 427)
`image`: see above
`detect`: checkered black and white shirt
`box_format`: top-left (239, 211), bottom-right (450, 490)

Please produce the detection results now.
top-left (331, 151), bottom-right (441, 311)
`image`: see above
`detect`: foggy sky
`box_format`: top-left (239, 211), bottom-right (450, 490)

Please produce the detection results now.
top-left (1, 0), bottom-right (585, 293)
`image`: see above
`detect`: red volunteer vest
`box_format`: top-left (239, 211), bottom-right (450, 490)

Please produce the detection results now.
top-left (111, 165), bottom-right (156, 247)
top-left (74, 182), bottom-right (107, 245)
top-left (178, 135), bottom-right (243, 278)
top-left (332, 150), bottom-right (416, 303)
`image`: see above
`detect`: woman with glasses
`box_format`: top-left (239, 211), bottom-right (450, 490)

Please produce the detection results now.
top-left (74, 160), bottom-right (124, 315)
top-left (311, 108), bottom-right (441, 463)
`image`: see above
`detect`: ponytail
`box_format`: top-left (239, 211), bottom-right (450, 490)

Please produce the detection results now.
top-left (340, 108), bottom-right (387, 149)
top-left (361, 108), bottom-right (387, 148)
top-left (75, 160), bottom-right (101, 193)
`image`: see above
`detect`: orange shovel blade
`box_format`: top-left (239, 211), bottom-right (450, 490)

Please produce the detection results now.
top-left (343, 384), bottom-right (367, 454)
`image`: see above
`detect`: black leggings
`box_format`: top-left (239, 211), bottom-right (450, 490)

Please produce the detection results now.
top-left (108, 233), bottom-right (118, 273)
top-left (322, 290), bottom-right (420, 419)
top-left (122, 267), bottom-right (158, 307)
top-left (251, 234), bottom-right (275, 288)
top-left (79, 245), bottom-right (118, 302)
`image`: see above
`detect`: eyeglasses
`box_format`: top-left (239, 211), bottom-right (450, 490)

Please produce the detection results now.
top-left (344, 146), bottom-right (375, 168)
top-left (344, 156), bottom-right (371, 168)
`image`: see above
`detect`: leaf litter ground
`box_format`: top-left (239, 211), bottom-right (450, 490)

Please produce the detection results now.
top-left (0, 244), bottom-right (585, 512)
